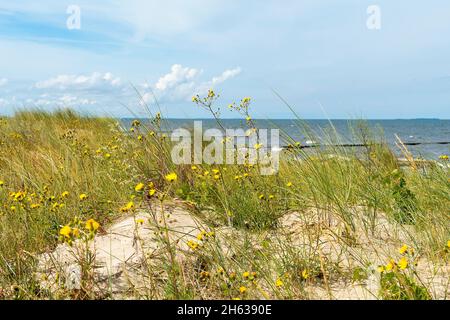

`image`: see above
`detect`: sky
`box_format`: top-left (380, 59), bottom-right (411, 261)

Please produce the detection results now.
top-left (0, 1), bottom-right (449, 119)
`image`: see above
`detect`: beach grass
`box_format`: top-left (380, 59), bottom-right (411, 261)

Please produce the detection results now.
top-left (0, 100), bottom-right (448, 300)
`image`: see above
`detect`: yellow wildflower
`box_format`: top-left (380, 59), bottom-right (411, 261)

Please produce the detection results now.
top-left (398, 244), bottom-right (408, 255)
top-left (239, 286), bottom-right (247, 294)
top-left (148, 189), bottom-right (156, 197)
top-left (72, 228), bottom-right (80, 238)
top-left (59, 225), bottom-right (72, 238)
top-left (258, 194), bottom-right (265, 200)
top-left (301, 269), bottom-right (309, 279)
top-left (13, 191), bottom-right (26, 201)
top-left (136, 219), bottom-right (145, 225)
top-left (135, 183), bottom-right (145, 192)
top-left (275, 278), bottom-right (284, 287)
top-left (61, 191), bottom-right (69, 198)
top-left (0, 180), bottom-right (4, 187)
top-left (242, 271), bottom-right (250, 279)
top-left (398, 257), bottom-right (408, 270)
top-left (187, 240), bottom-right (199, 250)
top-left (286, 182), bottom-right (293, 187)
top-left (213, 174), bottom-right (220, 180)
top-left (191, 165), bottom-right (198, 171)
top-left (197, 230), bottom-right (207, 241)
top-left (377, 266), bottom-right (385, 273)
top-left (254, 143), bottom-right (262, 150)
top-left (121, 201), bottom-right (135, 212)
top-left (386, 260), bottom-right (396, 271)
top-left (439, 154), bottom-right (449, 160)
top-left (85, 219), bottom-right (100, 232)
top-left (447, 240), bottom-right (450, 249)
top-left (79, 193), bottom-right (88, 201)
top-left (165, 172), bottom-right (178, 182)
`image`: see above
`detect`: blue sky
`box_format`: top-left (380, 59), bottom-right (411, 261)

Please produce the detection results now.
top-left (0, 1), bottom-right (449, 119)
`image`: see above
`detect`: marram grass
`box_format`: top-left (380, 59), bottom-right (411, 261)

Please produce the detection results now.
top-left (0, 106), bottom-right (448, 300)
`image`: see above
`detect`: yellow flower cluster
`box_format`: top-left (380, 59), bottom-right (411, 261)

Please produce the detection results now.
top-left (378, 245), bottom-right (415, 273)
top-left (79, 193), bottom-right (88, 201)
top-left (275, 278), bottom-right (284, 287)
top-left (120, 201), bottom-right (135, 213)
top-left (2, 188), bottom-right (73, 213)
top-left (59, 218), bottom-right (100, 244)
top-left (187, 229), bottom-right (215, 251)
top-left (165, 172), bottom-right (177, 183)
top-left (234, 173), bottom-right (250, 181)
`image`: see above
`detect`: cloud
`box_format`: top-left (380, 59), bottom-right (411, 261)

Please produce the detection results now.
top-left (211, 67), bottom-right (242, 86)
top-left (146, 64), bottom-right (241, 102)
top-left (59, 94), bottom-right (96, 105)
top-left (155, 64), bottom-right (200, 91)
top-left (22, 94), bottom-right (97, 107)
top-left (0, 78), bottom-right (8, 87)
top-left (194, 67), bottom-right (242, 95)
top-left (35, 72), bottom-right (121, 90)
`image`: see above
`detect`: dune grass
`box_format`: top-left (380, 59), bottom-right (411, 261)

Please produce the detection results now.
top-left (0, 98), bottom-right (448, 299)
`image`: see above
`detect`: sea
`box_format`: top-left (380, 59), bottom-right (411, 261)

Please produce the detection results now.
top-left (121, 119), bottom-right (450, 159)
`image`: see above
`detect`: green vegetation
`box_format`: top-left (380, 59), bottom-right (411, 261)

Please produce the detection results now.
top-left (0, 95), bottom-right (448, 299)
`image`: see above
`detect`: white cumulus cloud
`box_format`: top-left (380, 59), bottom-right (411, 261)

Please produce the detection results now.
top-left (146, 64), bottom-right (241, 102)
top-left (195, 67), bottom-right (242, 95)
top-left (211, 67), bottom-right (242, 86)
top-left (35, 72), bottom-right (121, 90)
top-left (155, 64), bottom-right (200, 91)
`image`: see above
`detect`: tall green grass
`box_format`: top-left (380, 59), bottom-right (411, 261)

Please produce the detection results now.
top-left (0, 106), bottom-right (448, 299)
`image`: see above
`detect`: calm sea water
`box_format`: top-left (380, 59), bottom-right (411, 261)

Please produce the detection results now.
top-left (122, 119), bottom-right (450, 159)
